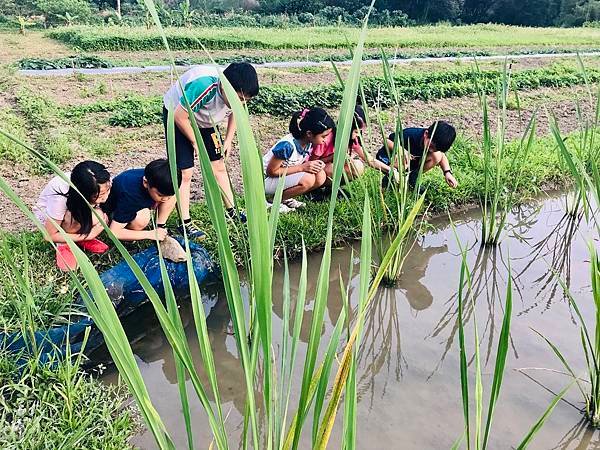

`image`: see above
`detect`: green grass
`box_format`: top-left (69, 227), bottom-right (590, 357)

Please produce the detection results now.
top-left (0, 349), bottom-right (137, 449)
top-left (47, 24), bottom-right (600, 52)
top-left (0, 232), bottom-right (81, 333)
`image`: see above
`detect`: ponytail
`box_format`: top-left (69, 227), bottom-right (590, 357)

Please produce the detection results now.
top-left (64, 161), bottom-right (110, 235)
top-left (289, 107), bottom-right (335, 140)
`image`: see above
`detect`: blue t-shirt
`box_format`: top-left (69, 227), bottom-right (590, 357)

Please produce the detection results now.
top-left (106, 169), bottom-right (156, 224)
top-left (376, 127), bottom-right (426, 166)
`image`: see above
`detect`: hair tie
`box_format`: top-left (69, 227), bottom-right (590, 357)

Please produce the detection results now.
top-left (297, 108), bottom-right (309, 131)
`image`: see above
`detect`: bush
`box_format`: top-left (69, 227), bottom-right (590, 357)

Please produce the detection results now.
top-left (64, 64), bottom-right (600, 124)
top-left (35, 0), bottom-right (95, 25)
top-left (18, 55), bottom-right (114, 70)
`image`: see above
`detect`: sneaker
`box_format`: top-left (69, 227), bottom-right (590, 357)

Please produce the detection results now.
top-left (226, 208), bottom-right (247, 224)
top-left (282, 198), bottom-right (306, 209)
top-left (56, 244), bottom-right (78, 271)
top-left (177, 222), bottom-right (206, 240)
top-left (77, 238), bottom-right (109, 254)
top-left (266, 200), bottom-right (293, 214)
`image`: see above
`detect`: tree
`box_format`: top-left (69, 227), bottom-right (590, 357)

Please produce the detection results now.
top-left (559, 0), bottom-right (600, 25)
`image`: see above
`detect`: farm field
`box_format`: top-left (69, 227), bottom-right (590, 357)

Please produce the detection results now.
top-left (1, 19), bottom-right (600, 450)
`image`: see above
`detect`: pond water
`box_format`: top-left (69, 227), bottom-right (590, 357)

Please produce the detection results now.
top-left (102, 191), bottom-right (600, 449)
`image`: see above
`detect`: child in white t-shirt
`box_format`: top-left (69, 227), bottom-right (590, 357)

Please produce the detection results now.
top-left (34, 161), bottom-right (112, 271)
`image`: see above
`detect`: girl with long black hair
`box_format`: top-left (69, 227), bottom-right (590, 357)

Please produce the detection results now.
top-left (263, 107), bottom-right (335, 212)
top-left (34, 160), bottom-right (112, 271)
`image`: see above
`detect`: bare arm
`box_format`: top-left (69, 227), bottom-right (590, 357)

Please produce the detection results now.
top-left (353, 145), bottom-right (392, 173)
top-left (109, 221), bottom-right (163, 242)
top-left (43, 219), bottom-right (103, 243)
top-left (174, 104), bottom-right (197, 148)
top-left (266, 158), bottom-right (326, 177)
top-left (222, 114), bottom-right (236, 155)
top-left (439, 153), bottom-right (458, 188)
top-left (439, 153), bottom-right (451, 172)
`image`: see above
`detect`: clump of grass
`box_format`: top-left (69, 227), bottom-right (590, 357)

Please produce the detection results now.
top-left (0, 109), bottom-right (32, 164)
top-left (476, 61), bottom-right (538, 246)
top-left (549, 56), bottom-right (600, 218)
top-left (0, 348), bottom-right (137, 449)
top-left (0, 232), bottom-right (80, 334)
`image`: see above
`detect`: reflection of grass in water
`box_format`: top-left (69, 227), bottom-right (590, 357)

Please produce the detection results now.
top-left (536, 245), bottom-right (600, 428)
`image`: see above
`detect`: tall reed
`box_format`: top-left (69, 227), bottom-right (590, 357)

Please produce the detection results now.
top-left (453, 237), bottom-right (571, 449)
top-left (368, 48), bottom-right (426, 285)
top-left (549, 56), bottom-right (600, 219)
top-left (476, 61), bottom-right (537, 246)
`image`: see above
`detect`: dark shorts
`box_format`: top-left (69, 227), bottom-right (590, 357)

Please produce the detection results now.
top-left (162, 107), bottom-right (223, 170)
top-left (376, 151), bottom-right (421, 187)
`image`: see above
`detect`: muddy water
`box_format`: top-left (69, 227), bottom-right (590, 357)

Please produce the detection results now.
top-left (103, 192), bottom-right (600, 449)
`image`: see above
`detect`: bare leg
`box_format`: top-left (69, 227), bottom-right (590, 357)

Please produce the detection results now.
top-left (314, 170), bottom-right (327, 189)
top-left (179, 168), bottom-right (193, 221)
top-left (211, 159), bottom-right (234, 209)
top-left (323, 162), bottom-right (334, 186)
top-left (282, 173), bottom-right (317, 200)
top-left (157, 196), bottom-right (177, 225)
top-left (127, 208), bottom-right (151, 231)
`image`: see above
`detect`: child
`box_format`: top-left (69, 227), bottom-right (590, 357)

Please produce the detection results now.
top-left (310, 105), bottom-right (394, 183)
top-left (263, 107), bottom-right (335, 211)
top-left (106, 159), bottom-right (181, 243)
top-left (162, 62), bottom-right (260, 237)
top-left (376, 121), bottom-right (458, 189)
top-left (34, 160), bottom-right (112, 271)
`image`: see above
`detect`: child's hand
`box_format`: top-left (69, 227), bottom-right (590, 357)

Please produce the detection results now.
top-left (403, 152), bottom-right (410, 170)
top-left (445, 172), bottom-right (458, 188)
top-left (154, 227), bottom-right (168, 242)
top-left (303, 160), bottom-right (325, 174)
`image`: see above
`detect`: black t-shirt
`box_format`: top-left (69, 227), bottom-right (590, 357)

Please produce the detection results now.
top-left (105, 168), bottom-right (156, 224)
top-left (375, 127), bottom-right (426, 165)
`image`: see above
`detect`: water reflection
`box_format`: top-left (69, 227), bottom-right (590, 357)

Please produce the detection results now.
top-left (101, 192), bottom-right (599, 449)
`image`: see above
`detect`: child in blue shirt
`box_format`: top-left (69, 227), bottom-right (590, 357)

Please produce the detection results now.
top-left (376, 121), bottom-right (458, 189)
top-left (105, 159), bottom-right (182, 242)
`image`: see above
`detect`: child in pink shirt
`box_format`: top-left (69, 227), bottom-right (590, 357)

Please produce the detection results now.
top-left (310, 105), bottom-right (393, 185)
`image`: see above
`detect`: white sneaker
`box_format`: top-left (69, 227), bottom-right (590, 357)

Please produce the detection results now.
top-left (266, 200), bottom-right (293, 214)
top-left (283, 198), bottom-right (306, 209)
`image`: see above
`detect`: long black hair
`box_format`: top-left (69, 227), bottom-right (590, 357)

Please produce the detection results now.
top-left (64, 161), bottom-right (110, 235)
top-left (350, 105), bottom-right (367, 146)
top-left (289, 107), bottom-right (335, 140)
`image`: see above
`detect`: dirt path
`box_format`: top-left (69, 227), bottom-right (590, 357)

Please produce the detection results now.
top-left (0, 84), bottom-right (593, 233)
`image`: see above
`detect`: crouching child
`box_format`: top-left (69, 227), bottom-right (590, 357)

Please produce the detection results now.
top-left (376, 121), bottom-right (458, 189)
top-left (105, 159), bottom-right (182, 242)
top-left (263, 107), bottom-right (335, 212)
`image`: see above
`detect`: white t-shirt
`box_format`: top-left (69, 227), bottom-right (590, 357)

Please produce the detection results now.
top-left (163, 65), bottom-right (231, 128)
top-left (34, 173), bottom-right (71, 224)
top-left (263, 134), bottom-right (312, 175)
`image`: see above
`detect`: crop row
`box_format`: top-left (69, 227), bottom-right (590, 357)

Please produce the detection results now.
top-left (63, 65), bottom-right (600, 127)
top-left (47, 24), bottom-right (600, 52)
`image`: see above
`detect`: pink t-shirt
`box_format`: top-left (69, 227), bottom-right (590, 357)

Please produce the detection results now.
top-left (310, 132), bottom-right (363, 161)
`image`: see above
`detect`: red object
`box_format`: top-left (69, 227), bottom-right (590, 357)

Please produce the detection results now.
top-left (310, 132), bottom-right (363, 161)
top-left (78, 238), bottom-right (109, 254)
top-left (56, 244), bottom-right (78, 271)
top-left (310, 132), bottom-right (335, 160)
